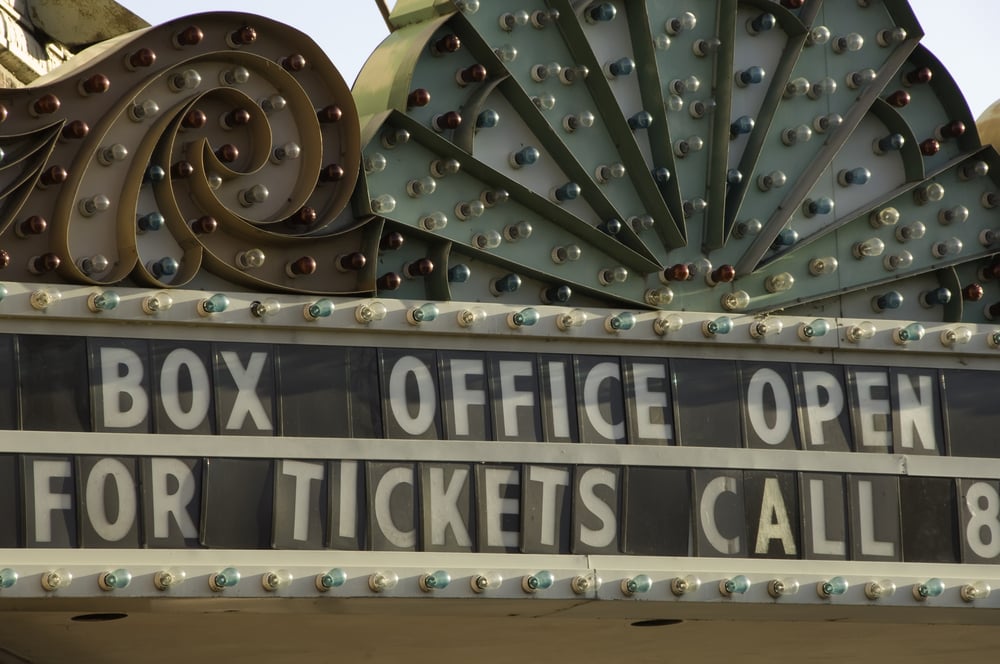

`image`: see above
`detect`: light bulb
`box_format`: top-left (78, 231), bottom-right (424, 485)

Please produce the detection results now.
top-left (369, 571), bottom-right (398, 593)
top-left (665, 12), bottom-right (696, 35)
top-left (198, 293), bottom-right (230, 316)
top-left (808, 257), bottom-right (838, 276)
top-left (522, 571), bottom-right (554, 593)
top-left (142, 292), bottom-right (173, 314)
top-left (893, 323), bottom-right (925, 345)
top-left (473, 230), bottom-right (502, 250)
top-left (939, 206), bottom-right (969, 225)
top-left (877, 26), bottom-right (907, 46)
top-left (735, 218), bottom-right (762, 238)
top-left (628, 111), bottom-right (653, 130)
top-left (920, 287), bottom-right (952, 307)
top-left (29, 288), bottom-right (60, 310)
top-left (767, 578), bottom-right (799, 598)
top-left (941, 327), bottom-right (972, 347)
top-left (853, 238), bottom-right (885, 258)
top-left (406, 303), bottom-right (439, 325)
top-left (371, 194), bottom-right (396, 214)
top-left (129, 98), bottom-right (159, 121)
top-left (250, 299), bottom-right (281, 319)
top-left (912, 578), bottom-right (945, 600)
top-left (771, 228), bottom-right (798, 249)
top-left (758, 170), bottom-right (786, 191)
top-left (621, 574), bottom-right (652, 596)
top-left (631, 215), bottom-right (655, 232)
top-left (870, 207), bottom-right (900, 227)
top-left (509, 146), bottom-right (540, 169)
top-left (475, 110), bottom-right (499, 129)
top-left (654, 34), bottom-right (671, 50)
top-left (646, 287), bottom-right (674, 307)
top-left (720, 575), bottom-right (751, 596)
top-left (784, 77), bottom-right (809, 98)
top-left (896, 221), bottom-right (925, 242)
top-left (272, 142), bottom-right (301, 163)
top-left (355, 302), bottom-right (387, 323)
top-left (507, 308), bottom-right (539, 328)
top-left (562, 111), bottom-right (595, 132)
top-left (864, 580), bottom-right (896, 600)
top-left (41, 569), bottom-right (72, 591)
top-left (932, 237), bottom-right (963, 259)
top-left (221, 66), bottom-right (250, 85)
top-left (703, 316), bottom-right (733, 336)
top-left (168, 68), bottom-right (202, 92)
top-left (914, 182), bottom-right (945, 205)
top-left (883, 251), bottom-right (913, 271)
top-left (729, 170), bottom-right (744, 187)
top-left (494, 44), bottom-right (517, 63)
top-left (455, 200), bottom-right (485, 221)
top-left (531, 93), bottom-right (556, 110)
top-left (87, 291), bottom-right (120, 312)
top-left (750, 319), bottom-right (783, 339)
top-left (692, 37), bottom-right (720, 57)
top-left (471, 572), bottom-right (502, 593)
top-left (97, 569), bottom-right (132, 591)
top-left (420, 212), bottom-right (448, 231)
top-left (137, 211), bottom-right (164, 232)
top-left (803, 197), bottom-right (834, 217)
top-left (816, 577), bottom-right (848, 598)
top-left (652, 313), bottom-right (682, 335)
top-left (154, 568), bottom-right (186, 590)
top-left (80, 254), bottom-right (110, 275)
top-left (833, 33), bottom-right (864, 53)
top-left (799, 319), bottom-right (830, 340)
top-left (448, 264), bottom-right (471, 282)
top-left (79, 194), bottom-right (111, 216)
top-left (670, 575), bottom-right (701, 596)
top-left (238, 184), bottom-right (269, 207)
top-left (721, 291), bottom-right (750, 311)
top-left (530, 62), bottom-right (561, 82)
top-left (457, 308), bottom-right (486, 328)
top-left (838, 167), bottom-right (871, 186)
top-left (541, 285), bottom-right (572, 304)
top-left (420, 570), bottom-right (451, 592)
top-left (604, 312), bottom-right (635, 333)
top-left (730, 115), bottom-right (755, 137)
top-left (736, 66), bottom-right (766, 88)
top-left (315, 569), bottom-right (347, 591)
top-left (236, 248), bottom-right (266, 269)
top-left (572, 572), bottom-right (601, 594)
top-left (847, 322), bottom-right (877, 343)
top-left (809, 76), bottom-right (837, 99)
top-left (557, 309), bottom-right (588, 331)
top-left (0, 568), bottom-right (16, 589)
top-left (550, 182), bottom-right (581, 202)
top-left (960, 582), bottom-right (991, 602)
top-left (599, 266), bottom-right (628, 286)
top-left (782, 124), bottom-right (812, 146)
top-left (98, 143), bottom-right (128, 165)
top-left (814, 113), bottom-right (843, 133)
top-left (209, 567), bottom-right (240, 592)
top-left (260, 94), bottom-right (287, 114)
top-left (262, 570), bottom-right (293, 591)
top-left (595, 163), bottom-right (626, 182)
top-left (808, 25), bottom-right (831, 45)
top-left (504, 220), bottom-right (533, 241)
top-left (364, 153), bottom-right (387, 174)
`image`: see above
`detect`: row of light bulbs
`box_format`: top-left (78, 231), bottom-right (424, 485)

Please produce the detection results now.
top-left (14, 567), bottom-right (991, 603)
top-left (11, 287), bottom-right (1000, 348)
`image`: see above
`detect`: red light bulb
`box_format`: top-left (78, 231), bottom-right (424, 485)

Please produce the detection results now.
top-left (407, 88), bottom-right (431, 108)
top-left (0, 250), bottom-right (9, 269)
top-left (29, 253), bottom-right (60, 274)
top-left (403, 258), bottom-right (434, 278)
top-left (317, 105), bottom-right (342, 123)
top-left (80, 74), bottom-right (110, 95)
top-left (886, 90), bottom-right (910, 108)
top-left (662, 263), bottom-right (690, 282)
top-left (286, 256), bottom-right (317, 277)
top-left (61, 120), bottom-right (89, 140)
top-left (432, 111), bottom-right (462, 132)
top-left (285, 207), bottom-right (317, 226)
top-left (919, 139), bottom-right (940, 156)
top-left (280, 54), bottom-right (307, 72)
top-left (903, 67), bottom-right (932, 86)
top-left (229, 26), bottom-right (257, 46)
top-left (173, 26), bottom-right (203, 47)
top-left (336, 252), bottom-right (367, 272)
top-left (377, 272), bottom-right (402, 290)
top-left (182, 109), bottom-right (207, 129)
top-left (215, 144), bottom-right (239, 163)
top-left (380, 232), bottom-right (404, 251)
top-left (456, 64), bottom-right (488, 85)
top-left (191, 216), bottom-right (217, 234)
top-left (935, 121), bottom-right (966, 141)
top-left (39, 165), bottom-right (67, 187)
top-left (17, 215), bottom-right (46, 237)
top-left (171, 161), bottom-right (194, 178)
top-left (709, 264), bottom-right (736, 285)
top-left (432, 34), bottom-right (461, 55)
top-left (126, 48), bottom-right (156, 69)
top-left (31, 94), bottom-right (60, 116)
top-left (963, 283), bottom-right (985, 301)
top-left (319, 164), bottom-right (345, 182)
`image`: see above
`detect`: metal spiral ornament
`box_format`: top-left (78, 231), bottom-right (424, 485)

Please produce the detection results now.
top-left (0, 12), bottom-right (365, 295)
top-left (354, 0), bottom-right (1000, 325)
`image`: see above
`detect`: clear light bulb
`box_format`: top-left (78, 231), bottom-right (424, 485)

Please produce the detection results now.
top-left (670, 575), bottom-right (701, 596)
top-left (457, 308), bottom-right (486, 328)
top-left (473, 230), bottom-right (502, 250)
top-left (808, 256), bottom-right (838, 276)
top-left (864, 579), bottom-right (896, 600)
top-left (471, 572), bottom-right (502, 593)
top-left (646, 287), bottom-right (674, 307)
top-left (765, 272), bottom-right (795, 293)
top-left (262, 570), bottom-right (294, 591)
top-left (721, 290), bottom-right (750, 311)
top-left (368, 571), bottom-right (398, 593)
top-left (932, 237), bottom-right (963, 258)
top-left (847, 321), bottom-right (877, 343)
top-left (883, 251), bottom-right (913, 271)
top-left (782, 124), bottom-right (812, 145)
top-left (371, 194), bottom-right (396, 214)
top-left (599, 266), bottom-right (628, 285)
top-left (896, 221), bottom-right (925, 242)
top-left (556, 309), bottom-right (588, 331)
top-left (420, 212), bottom-right (448, 231)
top-left (767, 578), bottom-right (800, 598)
top-left (960, 581), bottom-right (991, 602)
top-left (853, 238), bottom-right (885, 258)
top-left (355, 301), bottom-right (387, 323)
top-left (833, 32), bottom-right (864, 53)
top-left (154, 568), bottom-right (186, 590)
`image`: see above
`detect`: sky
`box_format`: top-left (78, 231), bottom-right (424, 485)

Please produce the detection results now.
top-left (115, 1), bottom-right (1000, 119)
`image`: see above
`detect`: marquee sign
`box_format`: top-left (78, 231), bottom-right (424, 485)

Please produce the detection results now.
top-left (0, 0), bottom-right (996, 616)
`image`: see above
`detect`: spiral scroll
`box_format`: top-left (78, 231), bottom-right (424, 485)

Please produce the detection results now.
top-left (0, 12), bottom-right (371, 295)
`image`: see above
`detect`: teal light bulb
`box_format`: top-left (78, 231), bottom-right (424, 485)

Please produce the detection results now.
top-left (421, 570), bottom-right (451, 591)
top-left (607, 312), bottom-right (636, 332)
top-left (803, 319), bottom-right (830, 338)
top-left (0, 285), bottom-right (6, 303)
top-left (511, 308), bottom-right (539, 327)
top-left (409, 303), bottom-right (439, 324)
top-left (916, 578), bottom-right (945, 599)
top-left (707, 317), bottom-right (733, 336)
top-left (624, 574), bottom-right (652, 595)
top-left (524, 570), bottom-right (554, 592)
top-left (820, 576), bottom-right (848, 597)
top-left (898, 323), bottom-right (925, 342)
top-left (202, 293), bottom-right (229, 314)
top-left (212, 567), bottom-right (240, 591)
top-left (306, 299), bottom-right (334, 320)
top-left (722, 575), bottom-right (750, 596)
top-left (317, 568), bottom-right (346, 591)
top-left (91, 292), bottom-right (120, 311)
top-left (0, 568), bottom-right (16, 589)
top-left (103, 569), bottom-right (132, 590)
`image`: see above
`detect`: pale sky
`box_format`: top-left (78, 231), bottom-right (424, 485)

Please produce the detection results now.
top-left (116, 1), bottom-right (1000, 119)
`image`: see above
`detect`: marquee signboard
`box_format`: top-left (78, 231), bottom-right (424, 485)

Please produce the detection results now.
top-left (0, 0), bottom-right (997, 627)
